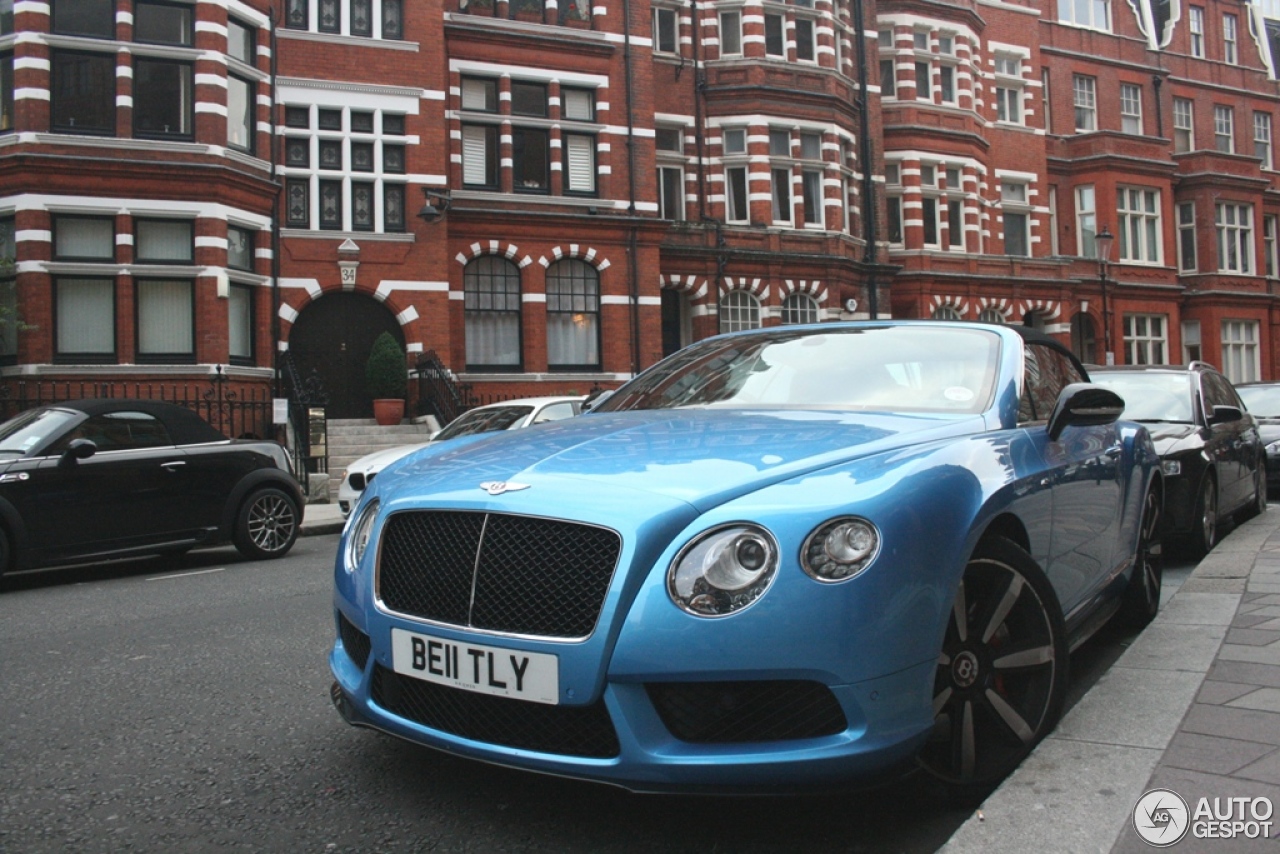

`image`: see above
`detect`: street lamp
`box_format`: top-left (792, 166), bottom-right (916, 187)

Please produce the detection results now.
top-left (418, 188), bottom-right (452, 223)
top-left (1096, 225), bottom-right (1115, 365)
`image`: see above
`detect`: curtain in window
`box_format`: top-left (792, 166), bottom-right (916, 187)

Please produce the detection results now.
top-left (464, 256), bottom-right (521, 368)
top-left (56, 217), bottom-right (113, 259)
top-left (227, 75), bottom-right (253, 150)
top-left (546, 259), bottom-right (599, 367)
top-left (57, 277), bottom-right (114, 354)
top-left (137, 220), bottom-right (193, 262)
top-left (229, 286), bottom-right (252, 360)
top-left (137, 279), bottom-right (192, 355)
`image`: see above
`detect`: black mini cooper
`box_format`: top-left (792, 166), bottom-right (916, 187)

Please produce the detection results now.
top-left (0, 399), bottom-right (303, 575)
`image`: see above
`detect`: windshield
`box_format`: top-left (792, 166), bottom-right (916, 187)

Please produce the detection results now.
top-left (596, 326), bottom-right (1001, 414)
top-left (0, 407), bottom-right (82, 455)
top-left (434, 405), bottom-right (534, 441)
top-left (1090, 372), bottom-right (1194, 422)
top-left (1238, 385), bottom-right (1280, 418)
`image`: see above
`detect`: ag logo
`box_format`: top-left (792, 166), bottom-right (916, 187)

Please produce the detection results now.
top-left (1133, 788), bottom-right (1190, 847)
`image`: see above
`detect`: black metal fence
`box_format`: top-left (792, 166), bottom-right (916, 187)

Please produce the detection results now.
top-left (415, 350), bottom-right (477, 425)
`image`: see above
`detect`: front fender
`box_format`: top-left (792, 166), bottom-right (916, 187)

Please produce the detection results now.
top-left (218, 469), bottom-right (305, 538)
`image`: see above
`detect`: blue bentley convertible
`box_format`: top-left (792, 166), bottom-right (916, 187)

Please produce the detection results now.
top-left (330, 321), bottom-right (1162, 794)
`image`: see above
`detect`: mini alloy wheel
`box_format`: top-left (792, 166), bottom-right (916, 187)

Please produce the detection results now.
top-left (234, 487), bottom-right (300, 560)
top-left (918, 537), bottom-right (1068, 793)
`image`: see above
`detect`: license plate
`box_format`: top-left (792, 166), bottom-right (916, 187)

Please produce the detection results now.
top-left (391, 628), bottom-right (559, 705)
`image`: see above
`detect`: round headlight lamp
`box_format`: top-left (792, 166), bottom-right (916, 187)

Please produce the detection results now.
top-left (345, 498), bottom-right (380, 572)
top-left (802, 517), bottom-right (880, 582)
top-left (668, 524), bottom-right (778, 617)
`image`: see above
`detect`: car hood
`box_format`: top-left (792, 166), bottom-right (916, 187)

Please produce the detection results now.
top-left (1254, 420), bottom-right (1280, 444)
top-left (1141, 422), bottom-right (1203, 455)
top-left (349, 442), bottom-right (434, 474)
top-left (376, 409), bottom-right (989, 512)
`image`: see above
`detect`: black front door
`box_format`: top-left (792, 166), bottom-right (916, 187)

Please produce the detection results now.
top-left (289, 293), bottom-right (405, 419)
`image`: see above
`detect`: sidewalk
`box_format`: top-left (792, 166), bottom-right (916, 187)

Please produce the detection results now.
top-left (300, 501), bottom-right (347, 537)
top-left (943, 512), bottom-right (1280, 853)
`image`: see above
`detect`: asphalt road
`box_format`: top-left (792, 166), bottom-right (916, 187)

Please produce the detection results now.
top-left (0, 534), bottom-right (1192, 853)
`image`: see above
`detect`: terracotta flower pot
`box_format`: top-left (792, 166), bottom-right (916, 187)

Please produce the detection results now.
top-left (373, 399), bottom-right (405, 426)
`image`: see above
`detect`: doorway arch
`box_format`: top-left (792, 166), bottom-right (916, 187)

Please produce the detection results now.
top-left (289, 292), bottom-right (405, 419)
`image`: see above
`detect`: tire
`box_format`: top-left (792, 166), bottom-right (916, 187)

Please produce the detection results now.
top-left (0, 525), bottom-right (10, 577)
top-left (1117, 484), bottom-right (1163, 630)
top-left (1236, 463), bottom-right (1267, 524)
top-left (1190, 475), bottom-right (1218, 558)
top-left (917, 537), bottom-right (1069, 798)
top-left (234, 487), bottom-right (300, 560)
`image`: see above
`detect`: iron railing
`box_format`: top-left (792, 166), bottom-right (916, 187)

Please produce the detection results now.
top-left (415, 350), bottom-right (477, 425)
top-left (280, 351), bottom-right (330, 487)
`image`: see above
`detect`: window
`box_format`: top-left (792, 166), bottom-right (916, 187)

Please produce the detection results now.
top-left (947, 197), bottom-right (963, 248)
top-left (799, 131), bottom-right (823, 227)
top-left (462, 125), bottom-right (498, 188)
top-left (1182, 319), bottom-right (1201, 362)
top-left (51, 51), bottom-right (115, 135)
top-left (765, 14), bottom-right (786, 57)
top-left (659, 165), bottom-right (684, 220)
top-left (939, 65), bottom-right (955, 103)
top-left (134, 0), bottom-right (193, 46)
top-left (1221, 320), bottom-right (1260, 383)
top-left (653, 7), bottom-right (677, 54)
top-left (1224, 14), bottom-right (1238, 64)
top-left (719, 11), bottom-right (742, 56)
top-left (228, 18), bottom-right (256, 64)
top-left (52, 0), bottom-right (113, 37)
top-left (1019, 343), bottom-right (1087, 422)
top-left (135, 220), bottom-right (193, 263)
top-left (285, 0), bottom-right (402, 39)
top-left (1266, 215), bottom-right (1278, 277)
top-left (228, 284), bottom-right (253, 363)
top-left (1073, 75), bottom-right (1096, 132)
top-left (979, 308), bottom-right (1006, 324)
top-left (886, 164), bottom-right (903, 244)
top-left (227, 75), bottom-right (254, 153)
top-left (1120, 83), bottom-right (1142, 134)
top-left (546, 259), bottom-right (600, 370)
top-left (1255, 112), bottom-right (1273, 170)
top-left (1001, 182), bottom-right (1030, 257)
top-left (1076, 185), bottom-right (1096, 257)
top-left (1215, 105), bottom-right (1234, 153)
top-left (563, 133), bottom-right (597, 195)
top-left (1174, 98), bottom-right (1193, 152)
top-left (771, 165), bottom-right (792, 224)
top-left (464, 256), bottom-right (522, 370)
top-left (1058, 0), bottom-right (1110, 30)
top-left (133, 58), bottom-right (194, 139)
top-left (55, 277), bottom-right (114, 361)
top-left (136, 279), bottom-right (193, 362)
top-left (932, 305), bottom-right (963, 320)
top-left (1189, 6), bottom-right (1204, 57)
top-left (1117, 187), bottom-right (1161, 264)
top-left (1178, 202), bottom-right (1197, 272)
top-left (1216, 202), bottom-right (1253, 273)
top-left (880, 57), bottom-right (897, 98)
top-left (795, 18), bottom-right (816, 62)
top-left (227, 226), bottom-right (253, 271)
top-left (1, 53), bottom-right (11, 134)
top-left (781, 293), bottom-right (819, 324)
top-left (720, 290), bottom-right (761, 333)
top-left (54, 216), bottom-right (113, 260)
top-left (1123, 314), bottom-right (1168, 365)
top-left (915, 62), bottom-right (931, 100)
top-left (995, 57), bottom-right (1023, 124)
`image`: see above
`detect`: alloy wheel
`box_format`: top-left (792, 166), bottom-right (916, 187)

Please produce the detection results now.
top-left (247, 492), bottom-right (298, 554)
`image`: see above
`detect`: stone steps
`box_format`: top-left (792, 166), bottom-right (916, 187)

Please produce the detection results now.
top-left (322, 417), bottom-right (439, 500)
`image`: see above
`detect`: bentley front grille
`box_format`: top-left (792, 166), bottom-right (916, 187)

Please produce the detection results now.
top-left (378, 511), bottom-right (622, 639)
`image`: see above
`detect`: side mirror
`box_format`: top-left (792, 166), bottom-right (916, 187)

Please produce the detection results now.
top-left (1047, 383), bottom-right (1126, 441)
top-left (1210, 405), bottom-right (1244, 425)
top-left (59, 438), bottom-right (98, 466)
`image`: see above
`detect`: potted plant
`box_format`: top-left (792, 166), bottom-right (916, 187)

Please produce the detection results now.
top-left (366, 331), bottom-right (408, 426)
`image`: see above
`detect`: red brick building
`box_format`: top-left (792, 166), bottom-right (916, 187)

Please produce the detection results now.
top-left (0, 0), bottom-right (1278, 424)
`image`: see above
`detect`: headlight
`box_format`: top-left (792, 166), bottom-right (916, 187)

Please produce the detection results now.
top-left (345, 498), bottom-right (379, 572)
top-left (802, 517), bottom-right (880, 582)
top-left (1266, 441), bottom-right (1280, 454)
top-left (1161, 459), bottom-right (1182, 476)
top-left (668, 524), bottom-right (778, 617)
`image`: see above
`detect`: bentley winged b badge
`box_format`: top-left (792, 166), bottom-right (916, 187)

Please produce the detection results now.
top-left (479, 481), bottom-right (531, 496)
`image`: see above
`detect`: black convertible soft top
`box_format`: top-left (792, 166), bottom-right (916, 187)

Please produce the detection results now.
top-left (51, 399), bottom-right (227, 445)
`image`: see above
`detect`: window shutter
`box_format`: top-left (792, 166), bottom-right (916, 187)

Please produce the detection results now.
top-left (565, 134), bottom-right (595, 192)
top-left (563, 89), bottom-right (593, 121)
top-left (461, 79), bottom-right (491, 111)
top-left (462, 125), bottom-right (491, 186)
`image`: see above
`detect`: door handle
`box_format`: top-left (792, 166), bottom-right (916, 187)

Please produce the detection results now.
top-left (1104, 445), bottom-right (1123, 459)
top-left (161, 461), bottom-right (186, 472)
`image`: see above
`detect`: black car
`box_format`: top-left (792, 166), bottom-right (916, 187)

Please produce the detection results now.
top-left (1090, 363), bottom-right (1265, 555)
top-left (1236, 382), bottom-right (1280, 496)
top-left (0, 399), bottom-right (303, 575)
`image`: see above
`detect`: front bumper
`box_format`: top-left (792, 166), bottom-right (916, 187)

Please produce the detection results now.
top-left (328, 613), bottom-right (935, 793)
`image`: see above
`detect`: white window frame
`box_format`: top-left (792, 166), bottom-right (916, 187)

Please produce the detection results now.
top-left (1120, 83), bottom-right (1142, 135)
top-left (1123, 313), bottom-right (1169, 365)
top-left (653, 6), bottom-right (678, 55)
top-left (1215, 105), bottom-right (1235, 153)
top-left (1190, 6), bottom-right (1205, 58)
top-left (1255, 112), bottom-right (1273, 170)
top-left (1216, 202), bottom-right (1254, 274)
top-left (1265, 214), bottom-right (1278, 277)
top-left (1178, 201), bottom-right (1197, 272)
top-left (1221, 319), bottom-right (1260, 384)
top-left (1173, 98), bottom-right (1194, 152)
top-left (1057, 0), bottom-right (1111, 30)
top-left (1073, 75), bottom-right (1097, 132)
top-left (1001, 181), bottom-right (1031, 257)
top-left (1224, 13), bottom-right (1238, 65)
top-left (720, 290), bottom-right (761, 333)
top-left (719, 10), bottom-right (742, 56)
top-left (1117, 186), bottom-right (1162, 265)
top-left (1076, 184), bottom-right (1096, 257)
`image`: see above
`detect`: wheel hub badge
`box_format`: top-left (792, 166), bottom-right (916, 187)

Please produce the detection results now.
top-left (952, 650), bottom-right (981, 689)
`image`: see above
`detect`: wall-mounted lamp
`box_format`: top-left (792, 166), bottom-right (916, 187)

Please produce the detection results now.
top-left (418, 188), bottom-right (452, 223)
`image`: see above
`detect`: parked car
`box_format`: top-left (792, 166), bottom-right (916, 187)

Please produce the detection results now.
top-left (336, 396), bottom-right (585, 516)
top-left (1236, 382), bottom-right (1280, 496)
top-left (330, 322), bottom-right (1163, 796)
top-left (0, 399), bottom-right (303, 576)
top-left (1090, 362), bottom-right (1266, 556)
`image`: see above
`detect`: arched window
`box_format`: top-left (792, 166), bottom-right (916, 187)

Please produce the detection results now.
top-left (463, 256), bottom-right (522, 370)
top-left (932, 305), bottom-right (963, 320)
top-left (546, 258), bottom-right (600, 370)
top-left (978, 308), bottom-right (1005, 324)
top-left (1071, 312), bottom-right (1097, 364)
top-left (781, 293), bottom-right (820, 325)
top-left (720, 290), bottom-right (761, 333)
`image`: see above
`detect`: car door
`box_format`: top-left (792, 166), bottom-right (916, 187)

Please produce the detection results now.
top-left (1022, 343), bottom-right (1123, 613)
top-left (1200, 371), bottom-right (1250, 510)
top-left (32, 410), bottom-right (191, 557)
top-left (177, 441), bottom-right (260, 532)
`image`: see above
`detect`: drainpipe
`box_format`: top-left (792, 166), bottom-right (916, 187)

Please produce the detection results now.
top-left (1152, 75), bottom-right (1164, 140)
top-left (691, 0), bottom-right (708, 222)
top-left (269, 6), bottom-right (282, 397)
top-left (852, 0), bottom-right (878, 318)
top-left (622, 0), bottom-right (641, 374)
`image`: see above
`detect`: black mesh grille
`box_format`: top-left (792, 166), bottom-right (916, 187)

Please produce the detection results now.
top-left (378, 511), bottom-right (621, 638)
top-left (647, 681), bottom-right (848, 743)
top-left (339, 613), bottom-right (372, 670)
top-left (371, 665), bottom-right (620, 758)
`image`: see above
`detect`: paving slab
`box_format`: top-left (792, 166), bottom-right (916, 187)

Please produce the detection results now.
top-left (1235, 748), bottom-right (1280, 785)
top-left (1198, 680), bottom-right (1263, 705)
top-left (1110, 767), bottom-right (1280, 853)
top-left (1207, 660), bottom-right (1280, 689)
top-left (1160, 592), bottom-right (1245, 626)
top-left (1217, 643), bottom-right (1280, 666)
top-left (1227, 687), bottom-right (1280, 713)
top-left (1179, 704), bottom-right (1280, 745)
top-left (1052, 666), bottom-right (1204, 749)
top-left (1162, 731), bottom-right (1277, 776)
top-left (1118, 622), bottom-right (1229, 673)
